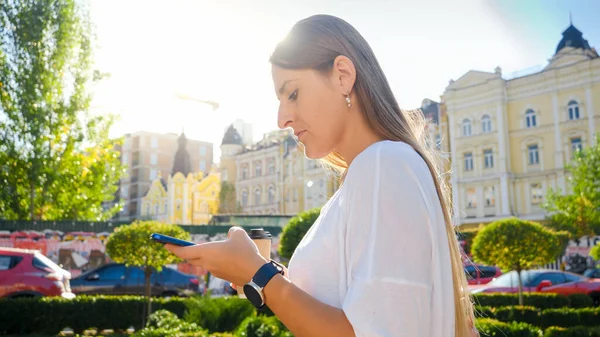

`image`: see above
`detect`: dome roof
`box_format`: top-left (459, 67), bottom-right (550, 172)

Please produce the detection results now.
top-left (555, 24), bottom-right (592, 55)
top-left (221, 125), bottom-right (243, 146)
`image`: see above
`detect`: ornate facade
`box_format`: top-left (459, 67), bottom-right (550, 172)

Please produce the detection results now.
top-left (141, 133), bottom-right (220, 225)
top-left (442, 24), bottom-right (600, 228)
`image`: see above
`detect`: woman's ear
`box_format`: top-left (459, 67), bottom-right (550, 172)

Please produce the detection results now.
top-left (332, 55), bottom-right (356, 95)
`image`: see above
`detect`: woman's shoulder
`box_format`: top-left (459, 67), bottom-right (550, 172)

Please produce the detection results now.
top-left (348, 140), bottom-right (427, 176)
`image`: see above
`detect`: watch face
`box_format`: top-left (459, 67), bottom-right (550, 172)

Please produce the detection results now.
top-left (244, 284), bottom-right (264, 307)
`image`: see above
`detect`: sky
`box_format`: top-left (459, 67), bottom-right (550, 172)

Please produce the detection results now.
top-left (88, 0), bottom-right (600, 161)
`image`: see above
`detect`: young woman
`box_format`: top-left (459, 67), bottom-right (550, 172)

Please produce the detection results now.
top-left (167, 14), bottom-right (478, 337)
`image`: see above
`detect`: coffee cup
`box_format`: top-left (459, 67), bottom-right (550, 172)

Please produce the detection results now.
top-left (237, 228), bottom-right (272, 298)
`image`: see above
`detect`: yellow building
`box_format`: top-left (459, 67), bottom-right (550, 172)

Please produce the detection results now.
top-left (141, 133), bottom-right (221, 225)
top-left (442, 23), bottom-right (599, 228)
top-left (220, 125), bottom-right (338, 215)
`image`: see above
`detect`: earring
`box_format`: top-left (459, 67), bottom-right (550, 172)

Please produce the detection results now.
top-left (345, 92), bottom-right (352, 108)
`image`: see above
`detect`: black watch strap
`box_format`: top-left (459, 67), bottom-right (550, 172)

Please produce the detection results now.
top-left (253, 260), bottom-right (284, 288)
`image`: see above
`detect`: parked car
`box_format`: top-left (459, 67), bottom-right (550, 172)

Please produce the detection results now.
top-left (71, 263), bottom-right (201, 297)
top-left (471, 269), bottom-right (600, 305)
top-left (464, 264), bottom-right (502, 285)
top-left (0, 247), bottom-right (75, 299)
top-left (584, 268), bottom-right (600, 279)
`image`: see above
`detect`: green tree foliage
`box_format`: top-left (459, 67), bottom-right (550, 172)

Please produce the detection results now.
top-left (278, 207), bottom-right (320, 260)
top-left (590, 244), bottom-right (600, 261)
top-left (105, 221), bottom-right (191, 319)
top-left (218, 181), bottom-right (241, 214)
top-left (543, 137), bottom-right (600, 238)
top-left (472, 218), bottom-right (562, 305)
top-left (0, 0), bottom-right (123, 221)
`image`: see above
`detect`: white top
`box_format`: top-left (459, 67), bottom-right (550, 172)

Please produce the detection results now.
top-left (288, 140), bottom-right (455, 337)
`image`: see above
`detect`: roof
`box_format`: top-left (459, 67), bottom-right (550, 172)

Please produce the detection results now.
top-left (171, 132), bottom-right (192, 176)
top-left (555, 24), bottom-right (593, 55)
top-left (221, 125), bottom-right (243, 146)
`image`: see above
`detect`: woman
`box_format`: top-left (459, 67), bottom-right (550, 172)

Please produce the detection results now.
top-left (167, 14), bottom-right (477, 337)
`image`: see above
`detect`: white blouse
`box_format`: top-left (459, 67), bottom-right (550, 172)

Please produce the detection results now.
top-left (288, 140), bottom-right (455, 337)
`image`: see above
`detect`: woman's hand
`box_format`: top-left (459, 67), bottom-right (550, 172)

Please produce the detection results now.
top-left (165, 227), bottom-right (268, 286)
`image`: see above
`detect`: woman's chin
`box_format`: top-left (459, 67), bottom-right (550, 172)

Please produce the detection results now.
top-left (302, 145), bottom-right (328, 160)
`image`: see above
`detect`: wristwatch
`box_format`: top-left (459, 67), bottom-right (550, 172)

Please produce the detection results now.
top-left (243, 260), bottom-right (285, 308)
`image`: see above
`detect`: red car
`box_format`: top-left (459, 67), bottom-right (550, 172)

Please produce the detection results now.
top-left (464, 264), bottom-right (502, 285)
top-left (0, 247), bottom-right (75, 299)
top-left (471, 269), bottom-right (600, 305)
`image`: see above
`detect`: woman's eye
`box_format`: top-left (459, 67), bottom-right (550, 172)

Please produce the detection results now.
top-left (288, 89), bottom-right (298, 101)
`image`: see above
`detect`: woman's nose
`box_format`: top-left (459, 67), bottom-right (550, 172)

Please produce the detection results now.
top-left (277, 104), bottom-right (294, 130)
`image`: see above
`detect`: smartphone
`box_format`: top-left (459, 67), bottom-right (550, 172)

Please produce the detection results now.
top-left (150, 233), bottom-right (196, 247)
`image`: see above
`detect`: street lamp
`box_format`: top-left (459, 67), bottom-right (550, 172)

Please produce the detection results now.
top-left (175, 92), bottom-right (220, 111)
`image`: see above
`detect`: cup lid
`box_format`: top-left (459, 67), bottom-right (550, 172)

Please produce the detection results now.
top-left (249, 228), bottom-right (272, 239)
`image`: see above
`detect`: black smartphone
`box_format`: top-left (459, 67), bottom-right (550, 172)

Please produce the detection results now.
top-left (150, 233), bottom-right (196, 247)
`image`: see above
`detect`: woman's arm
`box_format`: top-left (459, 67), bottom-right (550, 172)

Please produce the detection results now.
top-left (261, 273), bottom-right (355, 337)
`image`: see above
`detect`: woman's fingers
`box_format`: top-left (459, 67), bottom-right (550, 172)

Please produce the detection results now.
top-left (165, 243), bottom-right (209, 260)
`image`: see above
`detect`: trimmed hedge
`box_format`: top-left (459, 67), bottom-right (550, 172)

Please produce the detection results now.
top-left (1, 294), bottom-right (598, 336)
top-left (477, 306), bottom-right (600, 328)
top-left (475, 318), bottom-right (541, 336)
top-left (543, 326), bottom-right (600, 337)
top-left (472, 293), bottom-right (594, 309)
top-left (0, 295), bottom-right (187, 335)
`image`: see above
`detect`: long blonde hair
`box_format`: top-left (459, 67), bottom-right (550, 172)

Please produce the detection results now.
top-left (271, 15), bottom-right (475, 336)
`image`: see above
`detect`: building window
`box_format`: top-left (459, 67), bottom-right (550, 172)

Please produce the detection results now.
top-left (570, 137), bottom-right (582, 157)
top-left (466, 188), bottom-right (476, 208)
top-left (150, 153), bottom-right (158, 165)
top-left (483, 149), bottom-right (494, 169)
top-left (568, 100), bottom-right (580, 120)
top-left (154, 204), bottom-right (159, 214)
top-left (462, 119), bottom-right (472, 136)
top-left (464, 152), bottom-right (474, 171)
top-left (525, 109), bottom-right (537, 128)
top-left (254, 188), bottom-right (261, 205)
top-left (293, 188), bottom-right (298, 202)
top-left (122, 154), bottom-right (129, 165)
top-left (268, 185), bottom-right (275, 204)
top-left (242, 190), bottom-right (248, 206)
top-left (199, 146), bottom-right (207, 156)
top-left (481, 115), bottom-right (492, 133)
top-left (176, 199), bottom-right (181, 210)
top-left (268, 159), bottom-right (275, 175)
top-left (255, 162), bottom-right (262, 177)
top-left (435, 134), bottom-right (442, 149)
top-left (199, 160), bottom-right (206, 172)
top-left (145, 203), bottom-right (150, 215)
top-left (242, 165), bottom-right (248, 180)
top-left (484, 186), bottom-right (495, 206)
top-left (121, 185), bottom-right (129, 198)
top-left (528, 144), bottom-right (539, 165)
top-left (149, 169), bottom-right (157, 180)
top-left (531, 183), bottom-right (543, 205)
top-left (151, 137), bottom-right (158, 149)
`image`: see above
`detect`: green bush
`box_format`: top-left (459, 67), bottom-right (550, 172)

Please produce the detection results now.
top-left (543, 326), bottom-right (600, 337)
top-left (0, 295), bottom-right (187, 335)
top-left (473, 293), bottom-right (570, 309)
top-left (475, 318), bottom-right (542, 336)
top-left (567, 293), bottom-right (595, 308)
top-left (235, 316), bottom-right (291, 337)
top-left (278, 208), bottom-right (320, 260)
top-left (184, 296), bottom-right (256, 333)
top-left (476, 306), bottom-right (600, 328)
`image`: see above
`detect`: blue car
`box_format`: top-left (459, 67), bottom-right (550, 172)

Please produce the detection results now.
top-left (71, 263), bottom-right (202, 297)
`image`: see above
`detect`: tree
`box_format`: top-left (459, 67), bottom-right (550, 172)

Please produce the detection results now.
top-left (590, 244), bottom-right (600, 262)
top-left (543, 137), bottom-right (600, 238)
top-left (105, 221), bottom-right (190, 321)
top-left (0, 0), bottom-right (123, 221)
top-left (278, 208), bottom-right (321, 260)
top-left (218, 181), bottom-right (241, 214)
top-left (471, 218), bottom-right (562, 305)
